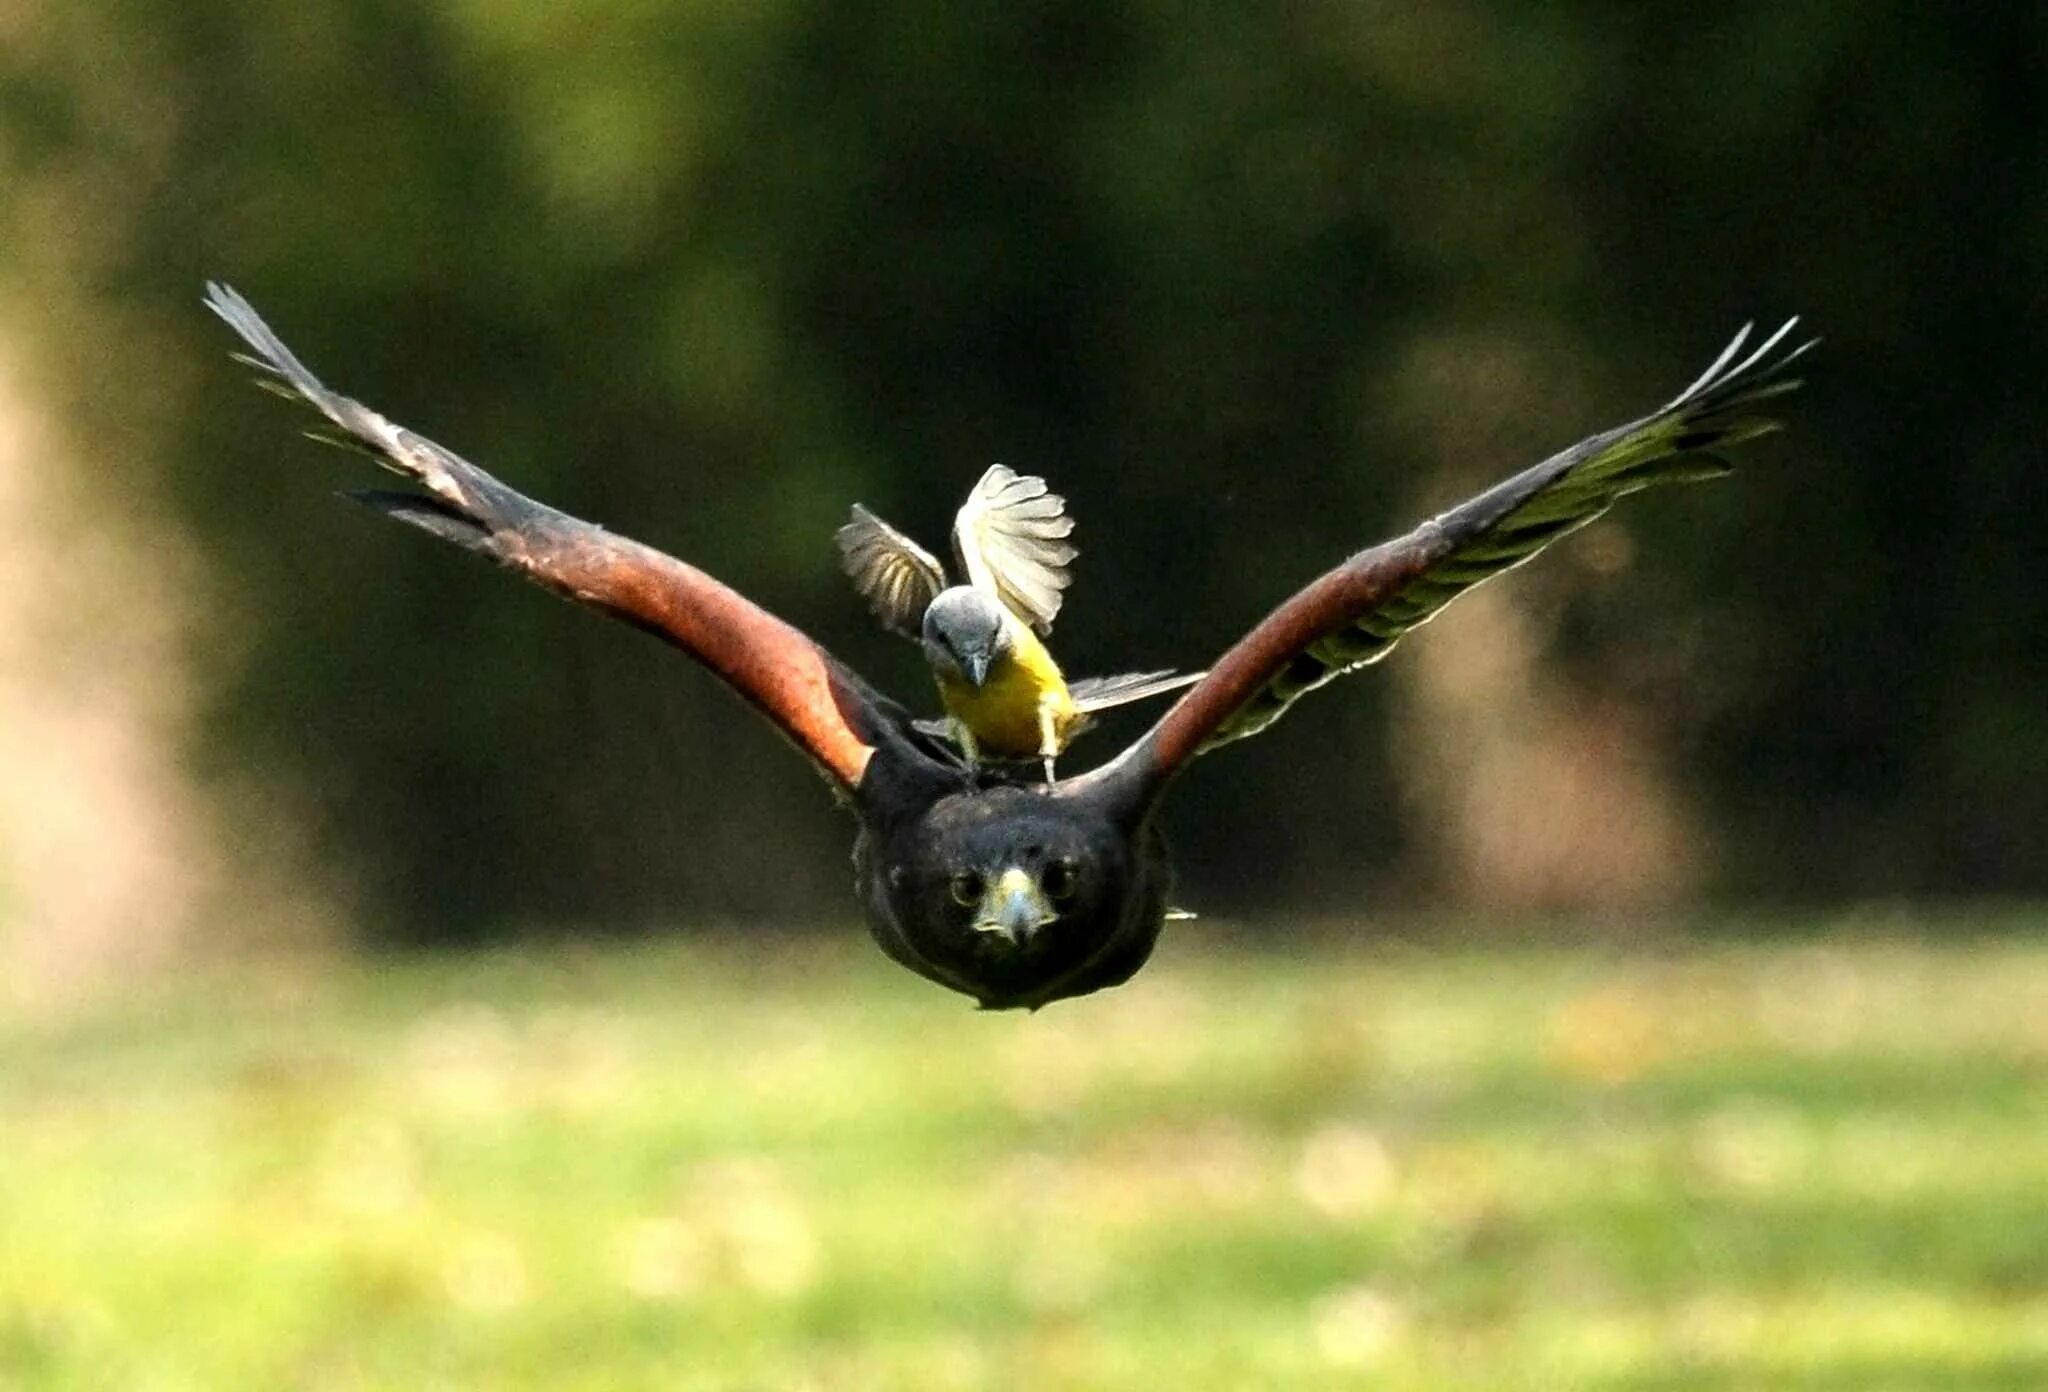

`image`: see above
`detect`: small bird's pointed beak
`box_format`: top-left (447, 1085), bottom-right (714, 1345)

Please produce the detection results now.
top-left (962, 647), bottom-right (992, 688)
top-left (976, 867), bottom-right (1055, 945)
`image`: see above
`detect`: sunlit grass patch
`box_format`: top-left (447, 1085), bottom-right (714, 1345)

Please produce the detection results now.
top-left (2, 923), bottom-right (2045, 1389)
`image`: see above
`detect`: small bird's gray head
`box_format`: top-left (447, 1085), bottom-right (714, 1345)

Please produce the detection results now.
top-left (922, 587), bottom-right (1012, 689)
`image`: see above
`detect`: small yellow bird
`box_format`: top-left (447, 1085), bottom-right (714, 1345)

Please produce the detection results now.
top-left (837, 465), bottom-right (1198, 780)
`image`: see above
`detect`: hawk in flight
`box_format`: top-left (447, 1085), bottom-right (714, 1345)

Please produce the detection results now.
top-left (207, 283), bottom-right (1810, 1009)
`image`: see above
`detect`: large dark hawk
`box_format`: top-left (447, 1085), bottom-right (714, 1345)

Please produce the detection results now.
top-left (208, 284), bottom-right (1810, 1009)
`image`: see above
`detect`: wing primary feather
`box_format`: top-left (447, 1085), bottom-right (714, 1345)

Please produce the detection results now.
top-left (952, 464), bottom-right (1077, 634)
top-left (1666, 321), bottom-right (1753, 407)
top-left (834, 504), bottom-right (948, 641)
top-left (349, 489), bottom-right (493, 548)
top-left (1721, 316), bottom-right (1801, 387)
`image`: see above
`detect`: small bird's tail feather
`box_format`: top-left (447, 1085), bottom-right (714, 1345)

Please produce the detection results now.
top-left (1069, 669), bottom-right (1204, 713)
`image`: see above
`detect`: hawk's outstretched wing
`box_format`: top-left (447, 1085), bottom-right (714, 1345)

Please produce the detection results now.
top-left (951, 464), bottom-right (1077, 635)
top-left (206, 282), bottom-right (896, 794)
top-left (1071, 319), bottom-right (1814, 807)
top-left (835, 504), bottom-right (949, 640)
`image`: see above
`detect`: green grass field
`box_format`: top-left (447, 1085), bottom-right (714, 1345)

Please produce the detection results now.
top-left (3, 924), bottom-right (2046, 1390)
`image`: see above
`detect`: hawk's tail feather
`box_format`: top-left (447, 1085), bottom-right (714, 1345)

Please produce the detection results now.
top-left (1069, 669), bottom-right (1205, 713)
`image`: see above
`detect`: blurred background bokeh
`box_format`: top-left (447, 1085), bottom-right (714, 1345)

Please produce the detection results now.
top-left (5, 5), bottom-right (2048, 1387)
top-left (3, 2), bottom-right (2043, 969)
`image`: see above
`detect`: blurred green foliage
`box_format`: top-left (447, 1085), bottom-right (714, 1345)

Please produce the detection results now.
top-left (3, 927), bottom-right (2047, 1388)
top-left (1, 4), bottom-right (2042, 936)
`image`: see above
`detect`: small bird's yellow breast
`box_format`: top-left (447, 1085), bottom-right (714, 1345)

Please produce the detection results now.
top-left (936, 625), bottom-right (1081, 758)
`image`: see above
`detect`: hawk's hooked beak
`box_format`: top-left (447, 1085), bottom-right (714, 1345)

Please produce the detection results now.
top-left (975, 867), bottom-right (1055, 945)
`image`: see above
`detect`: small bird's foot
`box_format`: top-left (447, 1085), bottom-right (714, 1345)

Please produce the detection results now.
top-left (1040, 755), bottom-right (1058, 783)
top-left (951, 719), bottom-right (984, 782)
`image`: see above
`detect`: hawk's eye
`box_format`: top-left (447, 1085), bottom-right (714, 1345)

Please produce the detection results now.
top-left (948, 871), bottom-right (984, 907)
top-left (1042, 858), bottom-right (1078, 901)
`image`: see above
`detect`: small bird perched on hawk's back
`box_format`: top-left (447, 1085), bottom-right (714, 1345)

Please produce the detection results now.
top-left (836, 465), bottom-right (1198, 779)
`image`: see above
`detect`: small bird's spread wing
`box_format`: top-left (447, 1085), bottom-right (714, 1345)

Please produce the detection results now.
top-left (206, 282), bottom-right (894, 794)
top-left (951, 464), bottom-right (1077, 635)
top-left (1073, 319), bottom-right (1814, 803)
top-left (836, 505), bottom-right (949, 640)
top-left (1067, 669), bottom-right (1204, 714)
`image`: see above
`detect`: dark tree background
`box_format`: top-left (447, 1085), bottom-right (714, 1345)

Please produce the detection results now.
top-left (3, 2), bottom-right (2041, 941)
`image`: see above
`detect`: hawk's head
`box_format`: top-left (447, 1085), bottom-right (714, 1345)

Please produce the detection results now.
top-left (859, 781), bottom-right (1167, 1010)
